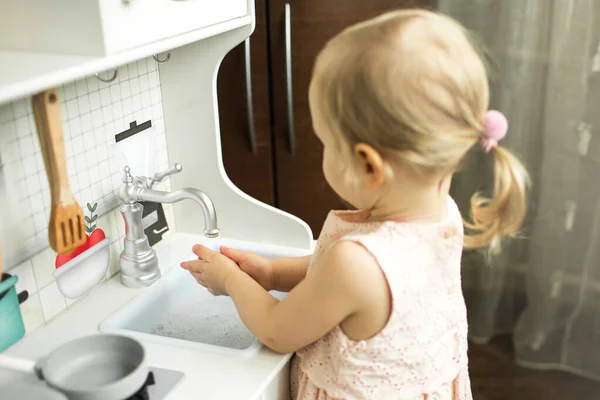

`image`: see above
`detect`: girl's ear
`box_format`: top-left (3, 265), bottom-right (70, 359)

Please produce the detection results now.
top-left (353, 143), bottom-right (386, 187)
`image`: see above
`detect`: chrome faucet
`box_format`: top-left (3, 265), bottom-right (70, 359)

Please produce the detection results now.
top-left (118, 164), bottom-right (219, 288)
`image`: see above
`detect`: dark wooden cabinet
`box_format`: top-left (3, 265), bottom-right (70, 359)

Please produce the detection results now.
top-left (218, 0), bottom-right (275, 206)
top-left (219, 0), bottom-right (435, 237)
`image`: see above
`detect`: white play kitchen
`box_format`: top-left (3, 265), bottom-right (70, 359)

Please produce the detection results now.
top-left (0, 1), bottom-right (314, 399)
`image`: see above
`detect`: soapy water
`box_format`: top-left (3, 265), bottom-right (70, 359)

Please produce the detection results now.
top-left (151, 290), bottom-right (286, 350)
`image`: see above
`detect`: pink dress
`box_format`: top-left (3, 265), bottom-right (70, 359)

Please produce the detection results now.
top-left (290, 197), bottom-right (472, 400)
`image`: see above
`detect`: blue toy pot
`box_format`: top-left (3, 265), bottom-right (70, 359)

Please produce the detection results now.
top-left (0, 273), bottom-right (29, 351)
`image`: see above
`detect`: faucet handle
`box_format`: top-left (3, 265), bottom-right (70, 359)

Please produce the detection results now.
top-left (152, 163), bottom-right (183, 185)
top-left (122, 166), bottom-right (134, 183)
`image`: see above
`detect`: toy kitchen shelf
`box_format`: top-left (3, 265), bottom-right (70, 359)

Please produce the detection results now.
top-left (0, 16), bottom-right (250, 105)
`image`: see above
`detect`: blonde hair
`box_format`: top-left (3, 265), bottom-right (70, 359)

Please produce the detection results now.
top-left (311, 9), bottom-right (529, 254)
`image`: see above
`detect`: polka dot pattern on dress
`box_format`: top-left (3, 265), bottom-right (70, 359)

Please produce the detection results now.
top-left (290, 197), bottom-right (473, 400)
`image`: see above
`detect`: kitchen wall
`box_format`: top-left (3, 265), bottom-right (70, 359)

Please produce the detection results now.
top-left (0, 56), bottom-right (175, 335)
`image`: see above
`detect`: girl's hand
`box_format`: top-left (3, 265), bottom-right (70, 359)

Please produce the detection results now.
top-left (220, 246), bottom-right (274, 291)
top-left (180, 245), bottom-right (241, 296)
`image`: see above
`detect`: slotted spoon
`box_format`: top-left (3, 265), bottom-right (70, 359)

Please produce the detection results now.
top-left (32, 89), bottom-right (86, 254)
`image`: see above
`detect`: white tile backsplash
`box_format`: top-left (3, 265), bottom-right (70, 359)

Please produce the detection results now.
top-left (96, 210), bottom-right (118, 241)
top-left (31, 247), bottom-right (56, 289)
top-left (107, 241), bottom-right (122, 278)
top-left (12, 260), bottom-right (36, 295)
top-left (20, 293), bottom-right (44, 334)
top-left (1, 56), bottom-right (167, 256)
top-left (0, 55), bottom-right (176, 335)
top-left (39, 282), bottom-right (66, 321)
top-left (0, 104), bottom-right (13, 123)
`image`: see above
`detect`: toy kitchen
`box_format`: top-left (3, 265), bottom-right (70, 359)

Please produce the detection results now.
top-left (0, 1), bottom-right (313, 399)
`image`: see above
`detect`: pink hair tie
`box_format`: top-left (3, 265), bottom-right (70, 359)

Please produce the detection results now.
top-left (481, 110), bottom-right (508, 153)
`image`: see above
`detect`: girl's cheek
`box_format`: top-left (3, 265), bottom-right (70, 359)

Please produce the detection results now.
top-left (322, 157), bottom-right (332, 185)
top-left (322, 154), bottom-right (336, 188)
top-left (325, 157), bottom-right (348, 195)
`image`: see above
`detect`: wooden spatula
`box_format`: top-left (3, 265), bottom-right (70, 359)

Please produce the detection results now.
top-left (32, 89), bottom-right (86, 254)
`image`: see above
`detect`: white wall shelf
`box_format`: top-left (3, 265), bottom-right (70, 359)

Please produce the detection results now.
top-left (0, 16), bottom-right (251, 105)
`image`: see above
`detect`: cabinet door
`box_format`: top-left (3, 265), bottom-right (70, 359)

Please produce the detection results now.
top-left (268, 0), bottom-right (437, 237)
top-left (218, 0), bottom-right (275, 205)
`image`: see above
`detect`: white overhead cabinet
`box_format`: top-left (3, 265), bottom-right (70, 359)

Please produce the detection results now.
top-left (0, 0), bottom-right (249, 56)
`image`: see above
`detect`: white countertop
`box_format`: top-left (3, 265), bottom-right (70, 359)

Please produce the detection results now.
top-left (0, 233), bottom-right (296, 400)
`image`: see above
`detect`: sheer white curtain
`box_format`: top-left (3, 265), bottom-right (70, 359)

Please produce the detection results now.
top-left (439, 0), bottom-right (600, 379)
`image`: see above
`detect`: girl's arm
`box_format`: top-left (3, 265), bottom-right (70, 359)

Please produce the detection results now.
top-left (182, 241), bottom-right (384, 354)
top-left (219, 247), bottom-right (311, 292)
top-left (271, 256), bottom-right (312, 292)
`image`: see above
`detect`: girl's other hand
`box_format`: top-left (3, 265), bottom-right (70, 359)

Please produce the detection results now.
top-left (220, 246), bottom-right (274, 291)
top-left (180, 245), bottom-right (241, 296)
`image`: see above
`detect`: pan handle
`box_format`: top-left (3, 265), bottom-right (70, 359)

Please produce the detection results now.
top-left (18, 290), bottom-right (29, 304)
top-left (0, 354), bottom-right (37, 376)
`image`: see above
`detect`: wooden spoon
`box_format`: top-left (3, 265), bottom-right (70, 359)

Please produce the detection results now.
top-left (32, 89), bottom-right (86, 254)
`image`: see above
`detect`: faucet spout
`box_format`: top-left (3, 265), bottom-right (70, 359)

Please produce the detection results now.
top-left (137, 187), bottom-right (219, 238)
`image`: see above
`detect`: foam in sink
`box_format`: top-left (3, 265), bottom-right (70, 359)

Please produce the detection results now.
top-left (151, 292), bottom-right (257, 350)
top-left (101, 264), bottom-right (286, 356)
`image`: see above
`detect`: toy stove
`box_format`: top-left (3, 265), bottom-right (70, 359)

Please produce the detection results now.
top-left (127, 368), bottom-right (184, 400)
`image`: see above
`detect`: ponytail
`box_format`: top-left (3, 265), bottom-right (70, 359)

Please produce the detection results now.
top-left (463, 145), bottom-right (529, 254)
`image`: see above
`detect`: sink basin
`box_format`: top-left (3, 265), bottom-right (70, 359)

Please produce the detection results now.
top-left (100, 238), bottom-right (311, 357)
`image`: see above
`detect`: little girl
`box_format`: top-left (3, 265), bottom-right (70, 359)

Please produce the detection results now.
top-left (181, 9), bottom-right (528, 400)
